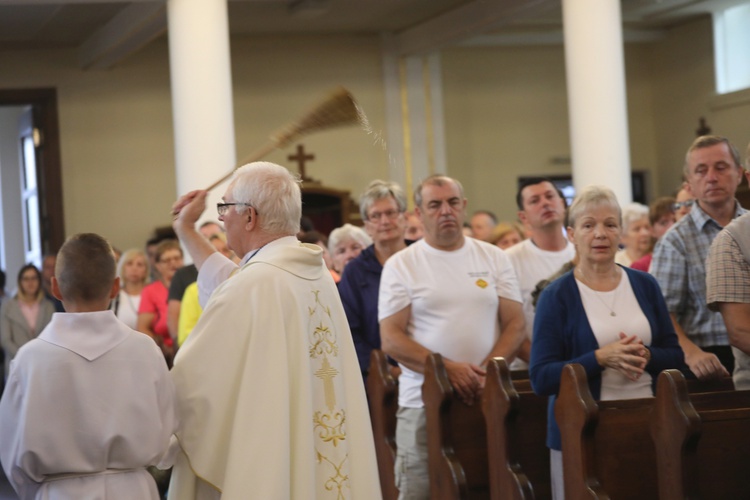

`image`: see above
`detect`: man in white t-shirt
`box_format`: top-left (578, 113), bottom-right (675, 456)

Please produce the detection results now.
top-left (506, 178), bottom-right (575, 368)
top-left (379, 175), bottom-right (525, 500)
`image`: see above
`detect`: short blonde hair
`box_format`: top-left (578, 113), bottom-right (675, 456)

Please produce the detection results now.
top-left (567, 185), bottom-right (621, 229)
top-left (117, 249), bottom-right (150, 285)
top-left (489, 222), bottom-right (526, 246)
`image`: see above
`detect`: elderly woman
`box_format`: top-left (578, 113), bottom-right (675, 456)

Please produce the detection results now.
top-left (0, 264), bottom-right (55, 380)
top-left (489, 221), bottom-right (526, 250)
top-left (529, 186), bottom-right (684, 499)
top-left (137, 239), bottom-right (183, 364)
top-left (113, 249), bottom-right (150, 330)
top-left (328, 223), bottom-right (372, 282)
top-left (338, 180), bottom-right (408, 378)
top-left (614, 202), bottom-right (651, 266)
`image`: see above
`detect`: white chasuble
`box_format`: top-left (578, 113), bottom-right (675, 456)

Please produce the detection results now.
top-left (169, 237), bottom-right (381, 499)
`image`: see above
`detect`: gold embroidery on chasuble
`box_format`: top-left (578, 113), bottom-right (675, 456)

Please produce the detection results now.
top-left (308, 289), bottom-right (350, 498)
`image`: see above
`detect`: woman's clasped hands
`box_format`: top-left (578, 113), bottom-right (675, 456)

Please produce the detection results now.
top-left (595, 332), bottom-right (649, 382)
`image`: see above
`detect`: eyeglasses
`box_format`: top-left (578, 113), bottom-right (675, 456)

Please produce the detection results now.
top-left (672, 199), bottom-right (695, 211)
top-left (366, 209), bottom-right (401, 221)
top-left (217, 202), bottom-right (254, 217)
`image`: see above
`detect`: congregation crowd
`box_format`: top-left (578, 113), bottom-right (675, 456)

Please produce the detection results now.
top-left (0, 133), bottom-right (748, 499)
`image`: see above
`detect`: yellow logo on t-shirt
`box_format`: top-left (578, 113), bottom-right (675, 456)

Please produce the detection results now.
top-left (476, 279), bottom-right (488, 289)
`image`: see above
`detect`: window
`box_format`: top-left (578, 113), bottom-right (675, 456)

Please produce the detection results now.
top-left (20, 133), bottom-right (41, 267)
top-left (713, 3), bottom-right (750, 95)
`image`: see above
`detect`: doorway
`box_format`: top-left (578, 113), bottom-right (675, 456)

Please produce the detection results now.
top-left (0, 88), bottom-right (64, 283)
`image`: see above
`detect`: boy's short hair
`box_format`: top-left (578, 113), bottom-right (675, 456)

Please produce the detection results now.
top-left (56, 233), bottom-right (116, 303)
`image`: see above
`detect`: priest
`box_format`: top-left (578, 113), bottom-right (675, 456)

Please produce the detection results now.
top-left (169, 162), bottom-right (381, 499)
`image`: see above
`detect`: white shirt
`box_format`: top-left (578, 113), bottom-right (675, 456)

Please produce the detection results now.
top-left (505, 238), bottom-right (575, 368)
top-left (0, 310), bottom-right (176, 499)
top-left (576, 272), bottom-right (653, 400)
top-left (379, 238), bottom-right (522, 408)
top-left (115, 289), bottom-right (142, 330)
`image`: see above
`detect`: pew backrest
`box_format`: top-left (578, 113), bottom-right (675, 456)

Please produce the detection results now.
top-left (556, 363), bottom-right (658, 500)
top-left (483, 358), bottom-right (550, 500)
top-left (366, 349), bottom-right (399, 500)
top-left (652, 369), bottom-right (750, 500)
top-left (424, 353), bottom-right (489, 499)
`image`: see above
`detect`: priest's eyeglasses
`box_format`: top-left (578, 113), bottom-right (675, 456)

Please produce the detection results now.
top-left (217, 202), bottom-right (255, 216)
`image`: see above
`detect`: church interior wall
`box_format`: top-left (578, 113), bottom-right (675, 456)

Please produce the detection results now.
top-left (440, 41), bottom-right (660, 220)
top-left (0, 16), bottom-right (747, 251)
top-left (648, 16), bottom-right (750, 195)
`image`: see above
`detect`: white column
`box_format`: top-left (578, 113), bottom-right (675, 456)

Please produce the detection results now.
top-left (381, 36), bottom-right (447, 207)
top-left (563, 0), bottom-right (632, 205)
top-left (167, 0), bottom-right (236, 216)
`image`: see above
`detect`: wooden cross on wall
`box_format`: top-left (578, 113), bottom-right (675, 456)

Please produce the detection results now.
top-left (288, 144), bottom-right (315, 182)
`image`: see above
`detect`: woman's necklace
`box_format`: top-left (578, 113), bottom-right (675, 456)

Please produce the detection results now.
top-left (577, 267), bottom-right (620, 317)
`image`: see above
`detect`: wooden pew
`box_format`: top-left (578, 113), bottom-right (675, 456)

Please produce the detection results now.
top-left (685, 374), bottom-right (734, 393)
top-left (510, 368), bottom-right (532, 393)
top-left (365, 349), bottom-right (399, 500)
top-left (555, 364), bottom-right (738, 499)
top-left (652, 369), bottom-right (750, 499)
top-left (423, 352), bottom-right (490, 499)
top-left (556, 363), bottom-right (659, 499)
top-left (482, 358), bottom-right (550, 500)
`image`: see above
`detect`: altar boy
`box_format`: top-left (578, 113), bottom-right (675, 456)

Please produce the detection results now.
top-left (0, 233), bottom-right (176, 499)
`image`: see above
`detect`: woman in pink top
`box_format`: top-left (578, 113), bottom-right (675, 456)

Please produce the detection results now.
top-left (0, 264), bottom-right (55, 380)
top-left (137, 239), bottom-right (183, 366)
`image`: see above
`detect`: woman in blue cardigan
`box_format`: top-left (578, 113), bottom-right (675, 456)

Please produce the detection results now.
top-left (529, 185), bottom-right (684, 499)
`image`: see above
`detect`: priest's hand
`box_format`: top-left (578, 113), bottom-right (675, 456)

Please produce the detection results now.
top-left (172, 190), bottom-right (207, 230)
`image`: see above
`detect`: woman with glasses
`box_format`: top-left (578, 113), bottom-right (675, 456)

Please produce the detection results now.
top-left (673, 185), bottom-right (695, 221)
top-left (338, 180), bottom-right (408, 379)
top-left (137, 239), bottom-right (183, 366)
top-left (0, 264), bottom-right (55, 380)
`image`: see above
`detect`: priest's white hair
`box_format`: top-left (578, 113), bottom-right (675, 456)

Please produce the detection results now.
top-left (231, 161), bottom-right (302, 235)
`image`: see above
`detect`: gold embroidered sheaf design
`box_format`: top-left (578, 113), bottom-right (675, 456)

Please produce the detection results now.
top-left (316, 452), bottom-right (349, 500)
top-left (308, 289), bottom-right (350, 498)
top-left (313, 410), bottom-right (346, 447)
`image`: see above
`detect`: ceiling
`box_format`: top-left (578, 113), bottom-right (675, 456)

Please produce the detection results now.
top-left (0, 0), bottom-right (746, 69)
